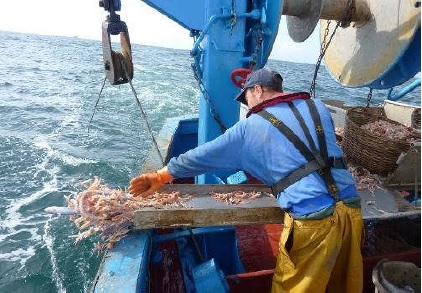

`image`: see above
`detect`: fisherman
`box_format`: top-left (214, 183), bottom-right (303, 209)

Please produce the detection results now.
top-left (129, 68), bottom-right (364, 292)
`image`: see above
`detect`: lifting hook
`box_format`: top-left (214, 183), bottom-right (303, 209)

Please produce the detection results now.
top-left (100, 0), bottom-right (133, 85)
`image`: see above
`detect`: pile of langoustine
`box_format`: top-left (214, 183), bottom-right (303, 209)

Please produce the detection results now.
top-left (67, 177), bottom-right (191, 250)
top-left (348, 163), bottom-right (384, 194)
top-left (361, 120), bottom-right (417, 142)
top-left (67, 178), bottom-right (264, 250)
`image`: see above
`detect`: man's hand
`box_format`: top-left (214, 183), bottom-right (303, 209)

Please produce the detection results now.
top-left (129, 167), bottom-right (173, 197)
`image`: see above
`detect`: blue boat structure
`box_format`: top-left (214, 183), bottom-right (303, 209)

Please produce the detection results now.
top-left (91, 0), bottom-right (421, 292)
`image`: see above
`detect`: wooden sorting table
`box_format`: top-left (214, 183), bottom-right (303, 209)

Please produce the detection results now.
top-left (132, 184), bottom-right (284, 229)
top-left (132, 184), bottom-right (421, 229)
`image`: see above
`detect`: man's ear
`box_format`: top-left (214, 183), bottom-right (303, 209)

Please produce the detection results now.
top-left (255, 85), bottom-right (263, 96)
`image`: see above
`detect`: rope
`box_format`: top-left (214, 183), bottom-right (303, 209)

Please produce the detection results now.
top-left (127, 80), bottom-right (165, 166)
top-left (88, 77), bottom-right (107, 133)
top-left (120, 55), bottom-right (165, 167)
top-left (89, 50), bottom-right (164, 167)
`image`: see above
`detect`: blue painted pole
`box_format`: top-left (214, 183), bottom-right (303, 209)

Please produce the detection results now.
top-left (387, 78), bottom-right (421, 101)
top-left (196, 0), bottom-right (248, 184)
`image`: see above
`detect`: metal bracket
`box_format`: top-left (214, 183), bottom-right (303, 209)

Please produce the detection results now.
top-left (100, 0), bottom-right (133, 85)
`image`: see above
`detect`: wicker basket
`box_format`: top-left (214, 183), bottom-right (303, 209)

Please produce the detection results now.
top-left (342, 106), bottom-right (417, 175)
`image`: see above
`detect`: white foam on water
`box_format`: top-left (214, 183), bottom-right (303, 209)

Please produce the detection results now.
top-left (0, 135), bottom-right (83, 292)
top-left (0, 138), bottom-right (58, 242)
top-left (0, 247), bottom-right (36, 269)
top-left (32, 138), bottom-right (60, 177)
top-left (34, 136), bottom-right (95, 167)
top-left (59, 106), bottom-right (82, 129)
top-left (43, 216), bottom-right (66, 293)
top-left (59, 151), bottom-right (95, 166)
top-left (0, 179), bottom-right (57, 243)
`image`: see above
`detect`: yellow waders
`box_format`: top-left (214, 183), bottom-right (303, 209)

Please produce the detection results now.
top-left (271, 202), bottom-right (364, 293)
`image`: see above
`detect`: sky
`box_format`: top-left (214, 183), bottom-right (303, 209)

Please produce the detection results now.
top-left (0, 0), bottom-right (320, 64)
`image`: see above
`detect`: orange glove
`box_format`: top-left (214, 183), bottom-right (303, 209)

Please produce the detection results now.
top-left (129, 167), bottom-right (174, 197)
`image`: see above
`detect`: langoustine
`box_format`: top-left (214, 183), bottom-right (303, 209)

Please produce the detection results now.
top-left (211, 191), bottom-right (262, 205)
top-left (67, 177), bottom-right (191, 251)
top-left (361, 120), bottom-right (417, 142)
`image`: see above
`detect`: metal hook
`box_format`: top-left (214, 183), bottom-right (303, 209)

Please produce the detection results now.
top-left (100, 0), bottom-right (133, 85)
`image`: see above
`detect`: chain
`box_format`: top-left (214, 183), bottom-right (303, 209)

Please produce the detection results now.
top-left (191, 50), bottom-right (227, 133)
top-left (202, 86), bottom-right (227, 133)
top-left (309, 0), bottom-right (355, 98)
top-left (309, 20), bottom-right (333, 98)
top-left (190, 29), bottom-right (227, 133)
top-left (366, 88), bottom-right (373, 107)
top-left (249, 23), bottom-right (263, 70)
top-left (197, 74), bottom-right (227, 133)
top-left (189, 5), bottom-right (267, 133)
top-left (230, 0), bottom-right (237, 31)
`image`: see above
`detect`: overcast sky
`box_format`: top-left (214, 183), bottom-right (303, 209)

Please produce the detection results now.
top-left (0, 0), bottom-right (320, 64)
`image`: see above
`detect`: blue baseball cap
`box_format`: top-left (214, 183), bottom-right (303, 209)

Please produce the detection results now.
top-left (235, 69), bottom-right (283, 105)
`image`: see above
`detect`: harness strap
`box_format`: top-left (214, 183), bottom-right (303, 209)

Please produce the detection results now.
top-left (257, 101), bottom-right (346, 200)
top-left (305, 100), bottom-right (340, 200)
top-left (287, 101), bottom-right (327, 168)
top-left (288, 102), bottom-right (318, 152)
top-left (258, 110), bottom-right (315, 162)
top-left (306, 100), bottom-right (328, 159)
top-left (271, 160), bottom-right (321, 195)
top-left (270, 157), bottom-right (347, 196)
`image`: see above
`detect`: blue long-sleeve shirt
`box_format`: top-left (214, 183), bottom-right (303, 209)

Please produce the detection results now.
top-left (167, 98), bottom-right (357, 218)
